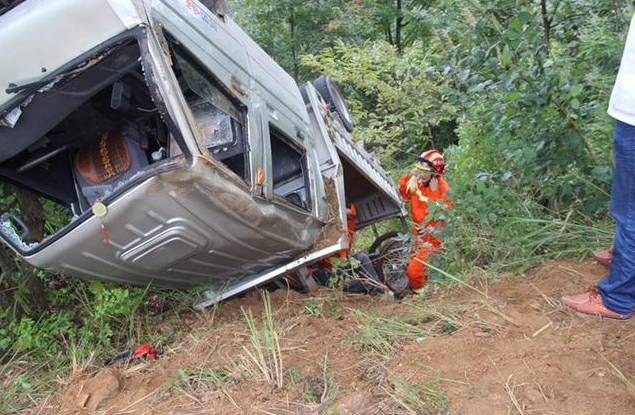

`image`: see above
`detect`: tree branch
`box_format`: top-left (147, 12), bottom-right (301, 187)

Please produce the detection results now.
top-left (551, 0), bottom-right (562, 21)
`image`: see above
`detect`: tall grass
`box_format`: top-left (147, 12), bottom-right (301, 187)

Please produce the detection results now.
top-left (239, 291), bottom-right (283, 388)
top-left (441, 205), bottom-right (613, 278)
top-left (352, 309), bottom-right (430, 357)
top-left (508, 215), bottom-right (612, 265)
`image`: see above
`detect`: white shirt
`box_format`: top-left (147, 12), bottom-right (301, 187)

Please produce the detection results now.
top-left (609, 14), bottom-right (635, 126)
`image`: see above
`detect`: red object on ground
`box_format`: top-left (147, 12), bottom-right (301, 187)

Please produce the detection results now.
top-left (398, 174), bottom-right (452, 290)
top-left (105, 344), bottom-right (159, 367)
top-left (131, 344), bottom-right (158, 361)
top-left (593, 249), bottom-right (612, 267)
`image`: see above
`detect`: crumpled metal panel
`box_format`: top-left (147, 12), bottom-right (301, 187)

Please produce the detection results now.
top-left (26, 157), bottom-right (323, 289)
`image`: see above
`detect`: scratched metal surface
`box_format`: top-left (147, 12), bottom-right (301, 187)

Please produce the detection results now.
top-left (26, 157), bottom-right (323, 289)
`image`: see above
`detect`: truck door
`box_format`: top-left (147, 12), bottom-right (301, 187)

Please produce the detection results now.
top-left (138, 0), bottom-right (324, 287)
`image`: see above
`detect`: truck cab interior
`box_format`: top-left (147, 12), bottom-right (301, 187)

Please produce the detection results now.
top-left (0, 34), bottom-right (250, 250)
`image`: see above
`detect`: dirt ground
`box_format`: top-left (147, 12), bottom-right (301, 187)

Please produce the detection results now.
top-left (34, 259), bottom-right (635, 414)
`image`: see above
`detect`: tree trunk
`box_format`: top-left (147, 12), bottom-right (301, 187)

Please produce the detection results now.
top-left (385, 20), bottom-right (394, 45)
top-left (540, 0), bottom-right (551, 50)
top-left (0, 245), bottom-right (16, 311)
top-left (395, 0), bottom-right (403, 53)
top-left (14, 188), bottom-right (45, 242)
top-left (13, 188), bottom-right (47, 312)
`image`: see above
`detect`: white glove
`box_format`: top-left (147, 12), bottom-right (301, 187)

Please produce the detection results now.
top-left (406, 175), bottom-right (419, 194)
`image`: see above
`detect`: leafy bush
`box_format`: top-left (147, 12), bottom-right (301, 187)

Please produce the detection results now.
top-left (297, 0), bottom-right (625, 275)
top-left (0, 279), bottom-right (147, 360)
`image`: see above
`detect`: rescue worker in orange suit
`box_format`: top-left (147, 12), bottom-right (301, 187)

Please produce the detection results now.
top-left (339, 204), bottom-right (358, 259)
top-left (320, 204), bottom-right (357, 268)
top-left (399, 150), bottom-right (451, 293)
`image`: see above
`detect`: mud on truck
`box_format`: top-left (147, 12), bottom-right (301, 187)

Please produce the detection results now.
top-left (0, 0), bottom-right (406, 307)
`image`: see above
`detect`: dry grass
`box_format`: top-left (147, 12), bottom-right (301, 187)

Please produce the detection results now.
top-left (504, 374), bottom-right (526, 415)
top-left (379, 374), bottom-right (448, 415)
top-left (603, 357), bottom-right (635, 396)
top-left (351, 309), bottom-right (430, 357)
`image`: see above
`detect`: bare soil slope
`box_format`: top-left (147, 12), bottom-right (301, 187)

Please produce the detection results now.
top-left (38, 259), bottom-right (635, 414)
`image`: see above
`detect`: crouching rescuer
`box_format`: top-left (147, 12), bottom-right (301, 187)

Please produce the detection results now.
top-left (315, 204), bottom-right (385, 294)
top-left (399, 150), bottom-right (452, 293)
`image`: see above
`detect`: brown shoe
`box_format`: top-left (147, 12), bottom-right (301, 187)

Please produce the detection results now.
top-left (562, 287), bottom-right (631, 320)
top-left (592, 249), bottom-right (612, 267)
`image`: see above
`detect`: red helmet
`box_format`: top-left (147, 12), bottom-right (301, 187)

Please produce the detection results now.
top-left (416, 149), bottom-right (445, 175)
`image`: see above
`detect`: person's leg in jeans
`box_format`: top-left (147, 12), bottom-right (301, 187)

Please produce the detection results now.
top-left (355, 253), bottom-right (382, 282)
top-left (562, 120), bottom-right (635, 319)
top-left (597, 120), bottom-right (635, 315)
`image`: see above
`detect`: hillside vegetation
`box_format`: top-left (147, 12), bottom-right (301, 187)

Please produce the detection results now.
top-left (1, 1), bottom-right (631, 413)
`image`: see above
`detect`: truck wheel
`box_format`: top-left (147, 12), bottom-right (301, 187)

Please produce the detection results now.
top-left (313, 76), bottom-right (354, 133)
top-left (373, 235), bottom-right (412, 293)
top-left (369, 231), bottom-right (401, 256)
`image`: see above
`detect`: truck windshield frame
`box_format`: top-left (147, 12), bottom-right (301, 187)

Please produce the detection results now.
top-left (163, 32), bottom-right (250, 183)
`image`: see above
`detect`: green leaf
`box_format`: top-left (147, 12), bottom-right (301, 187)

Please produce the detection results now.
top-left (570, 85), bottom-right (583, 97)
top-left (501, 45), bottom-right (512, 67)
top-left (509, 17), bottom-right (522, 33)
top-left (88, 281), bottom-right (105, 295)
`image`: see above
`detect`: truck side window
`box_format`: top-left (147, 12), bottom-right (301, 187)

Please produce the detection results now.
top-left (270, 127), bottom-right (311, 211)
top-left (167, 38), bottom-right (248, 182)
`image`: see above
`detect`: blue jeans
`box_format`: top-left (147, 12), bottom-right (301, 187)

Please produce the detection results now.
top-left (598, 120), bottom-right (635, 316)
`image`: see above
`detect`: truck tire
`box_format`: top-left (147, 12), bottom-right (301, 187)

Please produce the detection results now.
top-left (369, 231), bottom-right (401, 256)
top-left (371, 233), bottom-right (412, 293)
top-left (313, 76), bottom-right (354, 133)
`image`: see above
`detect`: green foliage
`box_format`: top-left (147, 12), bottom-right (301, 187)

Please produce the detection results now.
top-left (0, 279), bottom-right (147, 360)
top-left (0, 274), bottom-right (183, 413)
top-left (302, 41), bottom-right (459, 170)
top-left (0, 312), bottom-right (72, 356)
top-left (303, 298), bottom-right (322, 316)
top-left (233, 0), bottom-right (350, 79)
top-left (76, 281), bottom-right (147, 350)
top-left (246, 0), bottom-right (628, 274)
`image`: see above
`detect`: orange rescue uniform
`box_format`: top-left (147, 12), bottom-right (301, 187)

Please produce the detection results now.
top-left (398, 175), bottom-right (451, 290)
top-left (321, 204), bottom-right (357, 269)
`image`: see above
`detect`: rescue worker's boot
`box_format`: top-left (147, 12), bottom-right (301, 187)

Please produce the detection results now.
top-left (406, 249), bottom-right (428, 293)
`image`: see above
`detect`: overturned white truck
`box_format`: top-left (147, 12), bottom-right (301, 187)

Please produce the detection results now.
top-left (0, 0), bottom-right (405, 306)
